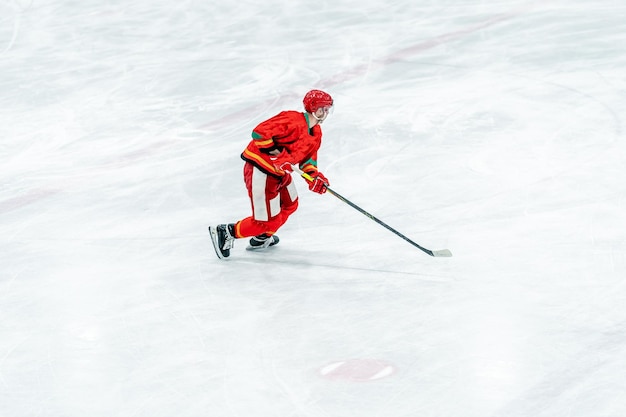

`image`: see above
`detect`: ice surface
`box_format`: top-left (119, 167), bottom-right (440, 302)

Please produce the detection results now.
top-left (1, 0), bottom-right (626, 416)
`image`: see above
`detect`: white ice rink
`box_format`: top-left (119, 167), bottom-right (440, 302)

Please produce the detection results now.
top-left (2, 0), bottom-right (626, 416)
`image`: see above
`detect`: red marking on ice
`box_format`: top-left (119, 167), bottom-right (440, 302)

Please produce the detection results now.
top-left (319, 359), bottom-right (396, 382)
top-left (323, 2), bottom-right (537, 89)
top-left (0, 189), bottom-right (60, 214)
top-left (201, 2), bottom-right (536, 131)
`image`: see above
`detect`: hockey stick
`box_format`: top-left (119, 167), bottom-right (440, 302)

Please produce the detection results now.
top-left (293, 167), bottom-right (452, 257)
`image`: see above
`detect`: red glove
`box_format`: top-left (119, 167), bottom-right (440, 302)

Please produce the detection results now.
top-left (307, 171), bottom-right (329, 194)
top-left (270, 150), bottom-right (293, 173)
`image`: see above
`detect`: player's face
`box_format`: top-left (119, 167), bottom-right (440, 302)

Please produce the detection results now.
top-left (314, 105), bottom-right (333, 122)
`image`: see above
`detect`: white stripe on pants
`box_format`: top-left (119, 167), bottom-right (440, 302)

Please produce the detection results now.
top-left (250, 167), bottom-right (298, 222)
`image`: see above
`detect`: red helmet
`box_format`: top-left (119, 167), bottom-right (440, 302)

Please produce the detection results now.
top-left (303, 89), bottom-right (333, 113)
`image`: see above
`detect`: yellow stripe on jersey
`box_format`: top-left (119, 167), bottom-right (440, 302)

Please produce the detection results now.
top-left (242, 148), bottom-right (279, 174)
top-left (254, 138), bottom-right (274, 148)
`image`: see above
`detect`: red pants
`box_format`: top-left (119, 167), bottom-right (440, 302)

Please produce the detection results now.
top-left (234, 162), bottom-right (299, 238)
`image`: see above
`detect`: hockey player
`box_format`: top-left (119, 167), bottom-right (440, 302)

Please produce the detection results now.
top-left (209, 89), bottom-right (334, 259)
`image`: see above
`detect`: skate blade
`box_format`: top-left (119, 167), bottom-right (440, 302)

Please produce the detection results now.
top-left (245, 244), bottom-right (274, 252)
top-left (208, 226), bottom-right (225, 259)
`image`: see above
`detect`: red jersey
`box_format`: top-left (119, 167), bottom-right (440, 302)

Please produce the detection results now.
top-left (241, 111), bottom-right (322, 177)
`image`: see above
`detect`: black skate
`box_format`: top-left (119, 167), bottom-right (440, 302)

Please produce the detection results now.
top-left (209, 224), bottom-right (236, 259)
top-left (246, 233), bottom-right (279, 251)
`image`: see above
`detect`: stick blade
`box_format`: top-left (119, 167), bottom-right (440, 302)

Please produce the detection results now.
top-left (431, 249), bottom-right (453, 257)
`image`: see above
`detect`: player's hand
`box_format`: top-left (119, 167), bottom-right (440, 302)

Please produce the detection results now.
top-left (307, 171), bottom-right (329, 194)
top-left (270, 151), bottom-right (293, 173)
